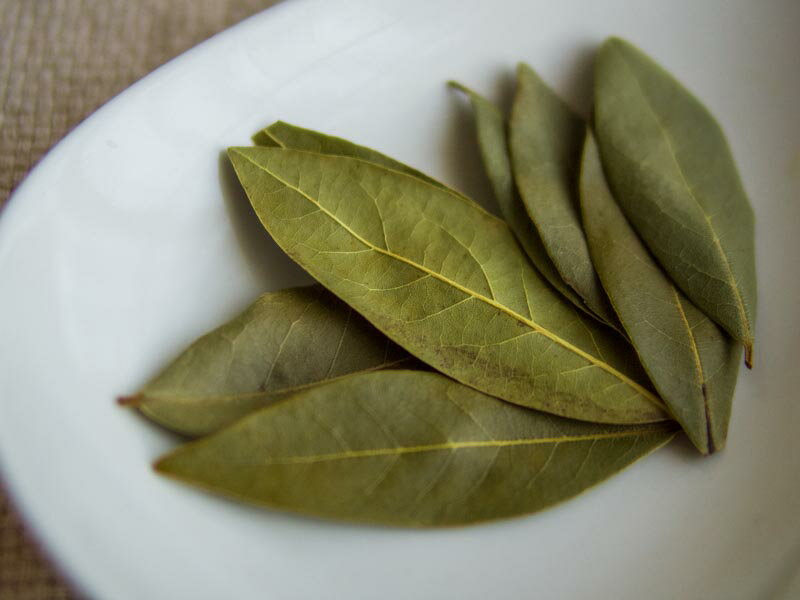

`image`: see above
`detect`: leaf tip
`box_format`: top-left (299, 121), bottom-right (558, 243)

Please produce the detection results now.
top-left (744, 344), bottom-right (753, 369)
top-left (447, 80), bottom-right (467, 93)
top-left (117, 394), bottom-right (143, 408)
top-left (152, 453), bottom-right (175, 474)
top-left (602, 36), bottom-right (626, 51)
top-left (695, 434), bottom-right (726, 457)
top-left (227, 146), bottom-right (257, 169)
top-left (251, 129), bottom-right (279, 147)
top-left (708, 438), bottom-right (726, 455)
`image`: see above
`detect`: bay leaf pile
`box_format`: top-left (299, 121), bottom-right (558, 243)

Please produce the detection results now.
top-left (122, 37), bottom-right (755, 527)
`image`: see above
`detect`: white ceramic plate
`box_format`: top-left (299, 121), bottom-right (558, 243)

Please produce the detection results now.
top-left (2, 1), bottom-right (799, 598)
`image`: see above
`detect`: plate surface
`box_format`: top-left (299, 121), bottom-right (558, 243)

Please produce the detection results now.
top-left (1, 1), bottom-right (799, 598)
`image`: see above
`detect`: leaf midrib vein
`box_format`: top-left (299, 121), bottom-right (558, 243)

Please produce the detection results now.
top-left (262, 429), bottom-right (671, 465)
top-left (237, 150), bottom-right (663, 410)
top-left (672, 288), bottom-right (710, 449)
top-left (143, 358), bottom-right (413, 404)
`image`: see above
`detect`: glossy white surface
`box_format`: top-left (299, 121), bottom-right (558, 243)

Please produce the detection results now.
top-left (1, 1), bottom-right (799, 598)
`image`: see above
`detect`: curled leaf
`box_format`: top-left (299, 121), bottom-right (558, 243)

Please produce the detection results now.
top-left (509, 64), bottom-right (620, 328)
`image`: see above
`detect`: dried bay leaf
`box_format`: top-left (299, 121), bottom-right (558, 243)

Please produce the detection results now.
top-left (580, 130), bottom-right (741, 453)
top-left (228, 146), bottom-right (668, 424)
top-left (448, 82), bottom-right (596, 321)
top-left (253, 120), bottom-right (447, 191)
top-left (120, 285), bottom-right (414, 436)
top-left (509, 64), bottom-right (620, 329)
top-left (156, 370), bottom-right (677, 526)
top-left (253, 120), bottom-right (502, 222)
top-left (594, 37), bottom-right (757, 366)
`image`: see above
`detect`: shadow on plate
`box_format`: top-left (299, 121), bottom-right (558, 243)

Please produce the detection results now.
top-left (218, 151), bottom-right (311, 292)
top-left (558, 42), bottom-right (597, 117)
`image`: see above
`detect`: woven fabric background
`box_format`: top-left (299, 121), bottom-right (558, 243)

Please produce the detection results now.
top-left (0, 1), bottom-right (278, 597)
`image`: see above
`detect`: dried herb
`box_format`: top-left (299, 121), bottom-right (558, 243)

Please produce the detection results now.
top-left (449, 82), bottom-right (596, 320)
top-left (509, 64), bottom-right (620, 328)
top-left (594, 37), bottom-right (757, 366)
top-left (253, 120), bottom-right (447, 190)
top-left (228, 146), bottom-right (666, 424)
top-left (126, 36), bottom-right (758, 528)
top-left (156, 370), bottom-right (676, 526)
top-left (121, 285), bottom-right (413, 436)
top-left (580, 129), bottom-right (741, 453)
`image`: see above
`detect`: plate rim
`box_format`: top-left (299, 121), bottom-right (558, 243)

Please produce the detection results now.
top-left (0, 1), bottom-right (797, 598)
top-left (0, 2), bottom-right (297, 597)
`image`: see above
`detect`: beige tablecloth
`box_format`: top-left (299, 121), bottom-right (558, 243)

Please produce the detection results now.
top-left (0, 2), bottom-right (279, 597)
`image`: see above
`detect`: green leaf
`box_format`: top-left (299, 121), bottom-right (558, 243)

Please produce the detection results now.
top-left (251, 128), bottom-right (281, 148)
top-left (253, 120), bottom-right (448, 191)
top-left (254, 120), bottom-right (502, 224)
top-left (594, 37), bottom-right (757, 366)
top-left (509, 64), bottom-right (620, 329)
top-left (448, 81), bottom-right (599, 322)
top-left (228, 146), bottom-right (668, 424)
top-left (580, 129), bottom-right (741, 453)
top-left (156, 370), bottom-right (677, 526)
top-left (120, 285), bottom-right (414, 436)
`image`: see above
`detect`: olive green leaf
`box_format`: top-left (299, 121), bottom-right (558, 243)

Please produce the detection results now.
top-left (119, 285), bottom-right (414, 436)
top-left (228, 146), bottom-right (668, 424)
top-left (580, 129), bottom-right (741, 453)
top-left (251, 128), bottom-right (281, 147)
top-left (509, 63), bottom-right (619, 329)
top-left (448, 81), bottom-right (598, 322)
top-left (253, 120), bottom-right (447, 191)
top-left (156, 370), bottom-right (677, 526)
top-left (594, 37), bottom-right (757, 366)
top-left (253, 121), bottom-right (501, 225)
